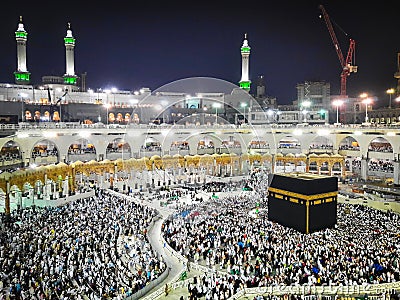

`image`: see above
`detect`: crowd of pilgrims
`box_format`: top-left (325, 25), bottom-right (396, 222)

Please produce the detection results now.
top-left (162, 171), bottom-right (400, 299)
top-left (0, 189), bottom-right (165, 300)
top-left (1, 167), bottom-right (400, 300)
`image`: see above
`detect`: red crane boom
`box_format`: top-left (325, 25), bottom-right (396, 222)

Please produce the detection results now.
top-left (319, 4), bottom-right (357, 97)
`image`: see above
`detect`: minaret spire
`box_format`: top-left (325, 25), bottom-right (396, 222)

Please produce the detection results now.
top-left (239, 33), bottom-right (251, 92)
top-left (63, 22), bottom-right (78, 85)
top-left (14, 16), bottom-right (31, 84)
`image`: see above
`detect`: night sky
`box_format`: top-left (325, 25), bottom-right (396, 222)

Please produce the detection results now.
top-left (0, 0), bottom-right (398, 106)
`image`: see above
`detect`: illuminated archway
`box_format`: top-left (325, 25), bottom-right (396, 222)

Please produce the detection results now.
top-left (220, 137), bottom-right (242, 154)
top-left (31, 139), bottom-right (60, 166)
top-left (0, 140), bottom-right (23, 170)
top-left (141, 137), bottom-right (162, 156)
top-left (197, 137), bottom-right (215, 155)
top-left (338, 136), bottom-right (360, 151)
top-left (170, 140), bottom-right (190, 155)
top-left (34, 111), bottom-right (41, 122)
top-left (124, 113), bottom-right (131, 123)
top-left (43, 111), bottom-right (50, 121)
top-left (52, 111), bottom-right (60, 122)
top-left (116, 113), bottom-right (123, 123)
top-left (278, 136), bottom-right (301, 154)
top-left (67, 138), bottom-right (97, 163)
top-left (109, 112), bottom-right (115, 123)
top-left (25, 110), bottom-right (32, 121)
top-left (367, 137), bottom-right (393, 153)
top-left (309, 136), bottom-right (333, 153)
top-left (106, 138), bottom-right (132, 160)
top-left (248, 138), bottom-right (270, 153)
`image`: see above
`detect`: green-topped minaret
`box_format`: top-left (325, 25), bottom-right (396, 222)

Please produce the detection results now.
top-left (14, 16), bottom-right (31, 84)
top-left (63, 22), bottom-right (78, 85)
top-left (239, 33), bottom-right (251, 92)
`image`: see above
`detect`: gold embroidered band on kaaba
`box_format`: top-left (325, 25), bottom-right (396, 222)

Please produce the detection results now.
top-left (268, 187), bottom-right (338, 202)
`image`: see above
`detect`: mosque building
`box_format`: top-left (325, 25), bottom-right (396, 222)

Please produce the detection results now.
top-left (0, 17), bottom-right (331, 125)
top-left (0, 18), bottom-right (399, 190)
top-left (1, 17), bottom-right (400, 126)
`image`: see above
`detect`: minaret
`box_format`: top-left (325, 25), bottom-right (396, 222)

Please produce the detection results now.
top-left (63, 22), bottom-right (78, 85)
top-left (14, 16), bottom-right (31, 84)
top-left (239, 33), bottom-right (251, 92)
top-left (394, 52), bottom-right (400, 96)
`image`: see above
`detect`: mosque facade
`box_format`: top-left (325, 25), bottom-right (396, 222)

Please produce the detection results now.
top-left (2, 17), bottom-right (400, 126)
top-left (0, 18), bottom-right (399, 200)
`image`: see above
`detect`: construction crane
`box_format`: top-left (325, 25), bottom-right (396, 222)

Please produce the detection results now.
top-left (319, 4), bottom-right (357, 97)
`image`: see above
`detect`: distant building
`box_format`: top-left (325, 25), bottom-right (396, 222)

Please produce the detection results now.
top-left (295, 81), bottom-right (332, 122)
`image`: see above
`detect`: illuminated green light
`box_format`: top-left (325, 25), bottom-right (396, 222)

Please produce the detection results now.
top-left (64, 37), bottom-right (75, 44)
top-left (15, 31), bottom-right (27, 38)
top-left (14, 72), bottom-right (30, 82)
top-left (240, 81), bottom-right (251, 90)
top-left (64, 76), bottom-right (77, 84)
top-left (241, 47), bottom-right (250, 53)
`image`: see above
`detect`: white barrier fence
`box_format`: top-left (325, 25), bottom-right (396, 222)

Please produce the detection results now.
top-left (227, 282), bottom-right (400, 300)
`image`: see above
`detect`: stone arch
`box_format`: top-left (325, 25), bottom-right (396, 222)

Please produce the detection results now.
top-left (106, 138), bottom-right (132, 160)
top-left (219, 136), bottom-right (242, 154)
top-left (367, 136), bottom-right (393, 153)
top-left (0, 140), bottom-right (23, 170)
top-left (277, 136), bottom-right (301, 153)
top-left (331, 154), bottom-right (344, 176)
top-left (338, 136), bottom-right (360, 151)
top-left (141, 137), bottom-right (162, 156)
top-left (248, 138), bottom-right (270, 153)
top-left (67, 138), bottom-right (97, 163)
top-left (196, 135), bottom-right (217, 155)
top-left (31, 139), bottom-right (60, 166)
top-left (309, 135), bottom-right (333, 153)
top-left (170, 140), bottom-right (190, 156)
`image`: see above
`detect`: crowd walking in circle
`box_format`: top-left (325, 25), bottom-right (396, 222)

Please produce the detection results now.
top-left (161, 171), bottom-right (400, 299)
top-left (0, 167), bottom-right (399, 300)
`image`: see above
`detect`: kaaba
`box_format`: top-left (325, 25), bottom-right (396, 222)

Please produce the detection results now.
top-left (267, 172), bottom-right (338, 234)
